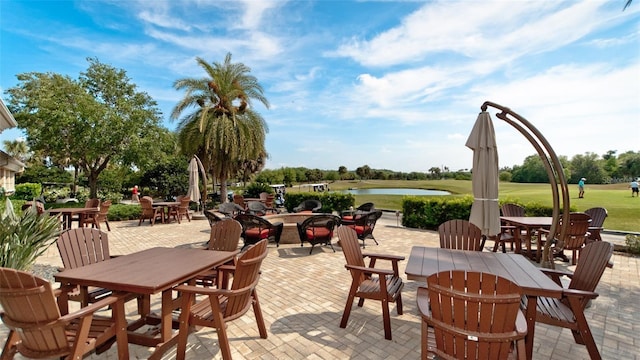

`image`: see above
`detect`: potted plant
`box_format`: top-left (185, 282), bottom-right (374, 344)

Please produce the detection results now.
top-left (0, 198), bottom-right (61, 270)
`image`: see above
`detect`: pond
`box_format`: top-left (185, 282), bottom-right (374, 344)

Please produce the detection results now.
top-left (343, 188), bottom-right (451, 196)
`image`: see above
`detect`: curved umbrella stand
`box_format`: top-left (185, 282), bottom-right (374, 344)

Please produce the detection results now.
top-left (481, 101), bottom-right (570, 269)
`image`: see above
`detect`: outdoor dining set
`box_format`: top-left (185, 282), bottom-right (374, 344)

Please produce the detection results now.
top-left (0, 197), bottom-right (614, 360)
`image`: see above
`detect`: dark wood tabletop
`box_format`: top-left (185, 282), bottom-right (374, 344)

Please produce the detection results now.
top-left (405, 246), bottom-right (563, 360)
top-left (55, 247), bottom-right (238, 359)
top-left (55, 246), bottom-right (237, 294)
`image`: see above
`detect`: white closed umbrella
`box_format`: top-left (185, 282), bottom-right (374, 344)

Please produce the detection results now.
top-left (186, 156), bottom-right (201, 208)
top-left (466, 111), bottom-right (501, 236)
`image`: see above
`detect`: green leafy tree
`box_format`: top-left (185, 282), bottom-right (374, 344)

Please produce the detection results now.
top-left (172, 53), bottom-right (269, 202)
top-left (17, 164), bottom-right (73, 185)
top-left (617, 151), bottom-right (640, 179)
top-left (569, 152), bottom-right (607, 184)
top-left (338, 165), bottom-right (348, 180)
top-left (140, 155), bottom-right (190, 200)
top-left (6, 58), bottom-right (169, 198)
top-left (511, 155), bottom-right (549, 183)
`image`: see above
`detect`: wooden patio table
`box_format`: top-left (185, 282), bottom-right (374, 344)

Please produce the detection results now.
top-left (500, 216), bottom-right (553, 262)
top-left (152, 201), bottom-right (180, 223)
top-left (55, 246), bottom-right (238, 359)
top-left (48, 207), bottom-right (99, 229)
top-left (405, 246), bottom-right (563, 360)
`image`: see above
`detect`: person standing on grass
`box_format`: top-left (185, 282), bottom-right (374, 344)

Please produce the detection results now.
top-left (578, 177), bottom-right (586, 198)
top-left (630, 178), bottom-right (639, 197)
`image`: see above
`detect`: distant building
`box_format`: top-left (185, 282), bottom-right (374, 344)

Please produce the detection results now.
top-left (0, 99), bottom-right (25, 194)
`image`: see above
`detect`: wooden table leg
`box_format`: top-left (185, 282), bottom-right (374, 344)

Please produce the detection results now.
top-left (525, 295), bottom-right (537, 360)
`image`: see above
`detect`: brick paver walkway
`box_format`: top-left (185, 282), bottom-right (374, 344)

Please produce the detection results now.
top-left (3, 213), bottom-right (638, 359)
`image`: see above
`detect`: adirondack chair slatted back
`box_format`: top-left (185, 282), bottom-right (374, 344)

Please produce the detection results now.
top-left (337, 226), bottom-right (404, 340)
top-left (175, 240), bottom-right (269, 360)
top-left (531, 241), bottom-right (613, 359)
top-left (226, 239), bottom-right (268, 317)
top-left (0, 268), bottom-right (69, 357)
top-left (584, 207), bottom-right (608, 242)
top-left (420, 270), bottom-right (525, 360)
top-left (338, 226), bottom-right (367, 281)
top-left (57, 228), bottom-right (110, 269)
top-left (550, 212), bottom-right (592, 265)
top-left (438, 220), bottom-right (486, 251)
top-left (570, 241), bottom-right (614, 308)
top-left (208, 219), bottom-right (242, 251)
top-left (501, 203), bottom-right (525, 217)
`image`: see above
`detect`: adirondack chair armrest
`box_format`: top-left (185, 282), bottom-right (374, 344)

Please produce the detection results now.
top-left (345, 264), bottom-right (394, 276)
top-left (540, 268), bottom-right (574, 278)
top-left (362, 253), bottom-right (405, 262)
top-left (540, 268), bottom-right (573, 286)
top-left (562, 288), bottom-right (599, 300)
top-left (58, 293), bottom-right (125, 322)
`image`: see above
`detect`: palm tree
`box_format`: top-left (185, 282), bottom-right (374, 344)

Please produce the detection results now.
top-left (2, 139), bottom-right (29, 163)
top-left (172, 53), bottom-right (269, 202)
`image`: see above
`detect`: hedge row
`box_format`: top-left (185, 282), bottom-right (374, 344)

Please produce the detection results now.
top-left (283, 192), bottom-right (355, 214)
top-left (401, 195), bottom-right (574, 230)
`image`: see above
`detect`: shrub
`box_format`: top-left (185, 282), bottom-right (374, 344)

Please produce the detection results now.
top-left (11, 183), bottom-right (41, 201)
top-left (402, 196), bottom-right (473, 229)
top-left (0, 198), bottom-right (61, 270)
top-left (284, 192), bottom-right (354, 214)
top-left (402, 196), bottom-right (569, 230)
top-left (107, 203), bottom-right (141, 221)
top-left (625, 234), bottom-right (640, 255)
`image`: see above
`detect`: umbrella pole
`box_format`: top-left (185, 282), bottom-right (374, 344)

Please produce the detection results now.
top-left (481, 101), bottom-right (570, 269)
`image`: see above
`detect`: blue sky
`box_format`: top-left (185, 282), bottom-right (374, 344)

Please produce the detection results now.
top-left (1, 0), bottom-right (638, 173)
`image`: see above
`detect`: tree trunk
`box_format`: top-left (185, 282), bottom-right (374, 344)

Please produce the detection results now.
top-left (87, 171), bottom-right (99, 199)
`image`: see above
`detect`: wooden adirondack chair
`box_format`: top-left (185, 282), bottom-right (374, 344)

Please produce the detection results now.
top-left (296, 214), bottom-right (341, 254)
top-left (417, 270), bottom-right (527, 360)
top-left (57, 228), bottom-right (114, 307)
top-left (438, 219), bottom-right (486, 251)
top-left (196, 219), bottom-right (243, 288)
top-left (337, 226), bottom-right (404, 340)
top-left (492, 203), bottom-right (526, 253)
top-left (539, 212), bottom-right (591, 265)
top-left (81, 200), bottom-right (112, 231)
top-left (343, 209), bottom-right (383, 248)
top-left (174, 240), bottom-right (269, 360)
top-left (176, 196), bottom-right (191, 222)
top-left (138, 196), bottom-right (163, 226)
top-left (584, 207), bottom-right (608, 242)
top-left (0, 267), bottom-right (129, 360)
top-left (524, 241), bottom-right (613, 360)
top-left (56, 228), bottom-right (146, 314)
top-left (234, 213), bottom-right (283, 248)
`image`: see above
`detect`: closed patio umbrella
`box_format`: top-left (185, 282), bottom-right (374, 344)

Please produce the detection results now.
top-left (186, 156), bottom-right (201, 209)
top-left (465, 111), bottom-right (501, 237)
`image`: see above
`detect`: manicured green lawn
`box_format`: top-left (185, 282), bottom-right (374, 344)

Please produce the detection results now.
top-left (299, 180), bottom-right (639, 232)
